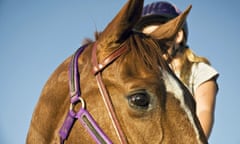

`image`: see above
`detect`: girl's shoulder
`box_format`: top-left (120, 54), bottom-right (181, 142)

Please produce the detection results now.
top-left (191, 62), bottom-right (218, 74)
top-left (189, 62), bottom-right (219, 94)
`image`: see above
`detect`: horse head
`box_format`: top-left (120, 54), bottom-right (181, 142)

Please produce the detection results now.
top-left (27, 0), bottom-right (208, 143)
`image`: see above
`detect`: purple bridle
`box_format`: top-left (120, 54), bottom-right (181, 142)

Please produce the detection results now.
top-left (59, 43), bottom-right (129, 144)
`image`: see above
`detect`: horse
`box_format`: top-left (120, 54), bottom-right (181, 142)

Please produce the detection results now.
top-left (26, 0), bottom-right (208, 143)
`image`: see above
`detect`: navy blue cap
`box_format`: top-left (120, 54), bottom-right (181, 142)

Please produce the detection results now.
top-left (135, 1), bottom-right (188, 40)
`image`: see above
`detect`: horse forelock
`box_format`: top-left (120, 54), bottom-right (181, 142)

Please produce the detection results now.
top-left (125, 32), bottom-right (170, 72)
top-left (82, 31), bottom-right (170, 73)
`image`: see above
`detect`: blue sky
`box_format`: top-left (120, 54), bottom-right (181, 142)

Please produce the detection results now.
top-left (0, 0), bottom-right (239, 143)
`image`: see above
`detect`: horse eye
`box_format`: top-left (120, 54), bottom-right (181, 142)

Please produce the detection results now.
top-left (127, 92), bottom-right (150, 109)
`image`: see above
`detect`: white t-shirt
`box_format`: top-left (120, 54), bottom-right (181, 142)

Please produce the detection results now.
top-left (186, 62), bottom-right (219, 95)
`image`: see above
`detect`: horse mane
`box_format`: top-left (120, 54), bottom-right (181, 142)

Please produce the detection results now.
top-left (82, 31), bottom-right (101, 45)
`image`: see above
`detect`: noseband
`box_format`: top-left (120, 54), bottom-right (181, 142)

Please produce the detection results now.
top-left (59, 42), bottom-right (129, 144)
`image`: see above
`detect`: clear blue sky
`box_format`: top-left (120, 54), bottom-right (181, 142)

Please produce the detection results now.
top-left (0, 0), bottom-right (239, 143)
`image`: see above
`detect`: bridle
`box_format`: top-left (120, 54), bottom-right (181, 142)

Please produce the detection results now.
top-left (59, 42), bottom-right (129, 144)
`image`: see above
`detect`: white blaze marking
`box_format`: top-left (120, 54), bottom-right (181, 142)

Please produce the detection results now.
top-left (162, 70), bottom-right (201, 143)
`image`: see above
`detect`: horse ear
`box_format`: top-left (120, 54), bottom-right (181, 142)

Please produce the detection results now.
top-left (98, 0), bottom-right (143, 46)
top-left (149, 5), bottom-right (192, 40)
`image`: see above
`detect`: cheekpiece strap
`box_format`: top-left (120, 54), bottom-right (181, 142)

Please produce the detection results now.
top-left (59, 44), bottom-right (112, 144)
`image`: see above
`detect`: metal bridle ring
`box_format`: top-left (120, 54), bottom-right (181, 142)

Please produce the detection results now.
top-left (69, 97), bottom-right (86, 111)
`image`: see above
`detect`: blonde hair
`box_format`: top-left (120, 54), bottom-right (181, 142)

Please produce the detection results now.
top-left (179, 47), bottom-right (210, 86)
